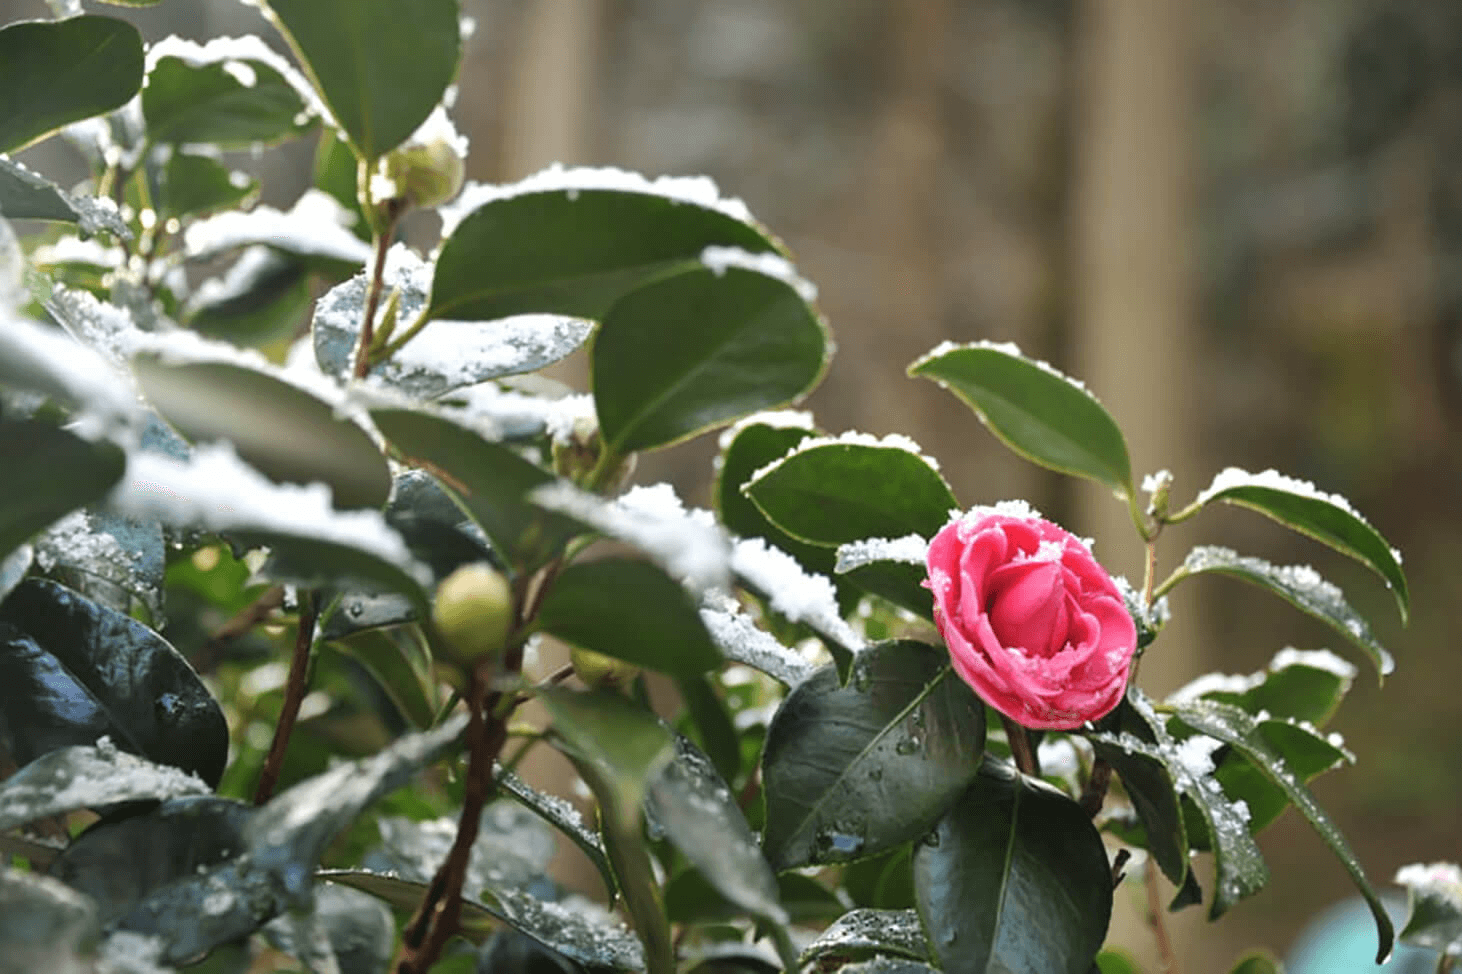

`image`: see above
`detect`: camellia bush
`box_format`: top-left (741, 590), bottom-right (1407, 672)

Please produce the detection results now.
top-left (3, 2), bottom-right (1460, 974)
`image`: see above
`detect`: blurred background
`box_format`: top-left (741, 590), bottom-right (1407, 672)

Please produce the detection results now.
top-left (13, 0), bottom-right (1462, 970)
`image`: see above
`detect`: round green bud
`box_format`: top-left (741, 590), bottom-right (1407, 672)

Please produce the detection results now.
top-left (432, 563), bottom-right (514, 664)
top-left (378, 137), bottom-right (465, 209)
top-left (570, 646), bottom-right (640, 689)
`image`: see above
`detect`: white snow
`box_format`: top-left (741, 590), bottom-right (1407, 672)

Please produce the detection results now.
top-left (1269, 647), bottom-right (1357, 683)
top-left (144, 35), bottom-right (334, 127)
top-left (439, 163), bottom-right (756, 237)
top-left (1141, 470), bottom-right (1173, 495)
top-left (183, 188), bottom-right (370, 264)
top-left (698, 593), bottom-right (816, 686)
top-left (50, 286), bottom-right (143, 366)
top-left (442, 382), bottom-right (596, 445)
top-left (699, 245), bottom-right (817, 302)
top-left (34, 510), bottom-right (132, 575)
top-left (30, 235), bottom-right (126, 269)
top-left (912, 338), bottom-right (1091, 393)
top-left (715, 409), bottom-right (816, 452)
top-left (1395, 862), bottom-right (1462, 911)
top-left (110, 442), bottom-right (428, 584)
top-left (0, 310), bottom-right (138, 428)
top-left (392, 316), bottom-right (593, 389)
top-left (1173, 734), bottom-right (1223, 779)
top-left (730, 537), bottom-right (864, 652)
top-left (1167, 671), bottom-right (1263, 705)
top-left (834, 534), bottom-right (929, 572)
top-left (1195, 467), bottom-right (1366, 519)
top-left (747, 429), bottom-right (941, 486)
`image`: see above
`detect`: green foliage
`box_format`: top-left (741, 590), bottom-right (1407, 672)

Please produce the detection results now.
top-left (0, 16), bottom-right (143, 152)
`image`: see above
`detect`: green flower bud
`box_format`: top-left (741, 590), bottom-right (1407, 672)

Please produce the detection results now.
top-left (570, 646), bottom-right (639, 689)
top-left (376, 137), bottom-right (465, 210)
top-left (432, 563), bottom-right (514, 664)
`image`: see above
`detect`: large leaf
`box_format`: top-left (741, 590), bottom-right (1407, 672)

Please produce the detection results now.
top-left (912, 760), bottom-right (1112, 974)
top-left (142, 49), bottom-right (313, 147)
top-left (1186, 469), bottom-right (1408, 623)
top-left (1171, 698), bottom-right (1393, 962)
top-left (1089, 733), bottom-right (1188, 887)
top-left (1171, 646), bottom-right (1357, 730)
top-left (429, 178), bottom-right (780, 324)
top-left (1209, 718), bottom-right (1352, 836)
top-left (834, 536), bottom-right (934, 618)
top-left (0, 16), bottom-right (144, 153)
top-left (909, 341), bottom-right (1133, 498)
top-left (536, 558), bottom-right (722, 677)
top-left (133, 353), bottom-right (390, 509)
top-left (0, 866), bottom-right (99, 973)
top-left (760, 641), bottom-right (986, 870)
top-left (258, 0), bottom-right (461, 160)
top-left (1161, 546), bottom-right (1393, 677)
top-left (799, 909), bottom-right (932, 967)
top-left (0, 157), bottom-right (130, 237)
top-left (0, 578), bottom-right (228, 786)
top-left (745, 436), bottom-right (956, 548)
top-left (0, 419), bottom-right (124, 562)
top-left (595, 265), bottom-right (827, 454)
top-left (186, 248), bottom-right (313, 346)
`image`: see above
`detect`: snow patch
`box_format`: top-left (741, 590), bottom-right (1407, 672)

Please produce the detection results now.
top-left (747, 429), bottom-right (940, 486)
top-left (184, 188), bottom-right (370, 264)
top-left (700, 245), bottom-right (816, 302)
top-left (144, 35), bottom-right (334, 127)
top-left (913, 338), bottom-right (1090, 393)
top-left (835, 534), bottom-right (929, 572)
top-left (1395, 862), bottom-right (1462, 911)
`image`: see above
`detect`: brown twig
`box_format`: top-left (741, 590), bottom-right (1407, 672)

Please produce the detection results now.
top-left (1000, 714), bottom-right (1041, 776)
top-left (252, 591), bottom-right (318, 805)
top-left (352, 201), bottom-right (404, 380)
top-left (1145, 855), bottom-right (1179, 973)
top-left (1080, 756), bottom-right (1112, 817)
top-left (194, 584), bottom-right (285, 670)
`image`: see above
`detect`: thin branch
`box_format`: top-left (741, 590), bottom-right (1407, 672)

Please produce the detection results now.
top-left (194, 584), bottom-right (285, 671)
top-left (352, 200), bottom-right (404, 380)
top-left (1145, 855), bottom-right (1180, 973)
top-left (1079, 756), bottom-right (1112, 818)
top-left (253, 591), bottom-right (318, 805)
top-left (1000, 714), bottom-right (1041, 777)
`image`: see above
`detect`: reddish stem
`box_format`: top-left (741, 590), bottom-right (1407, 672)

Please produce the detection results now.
top-left (253, 592), bottom-right (318, 805)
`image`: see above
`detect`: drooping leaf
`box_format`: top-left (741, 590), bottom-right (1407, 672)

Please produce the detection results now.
top-left (1395, 862), bottom-right (1462, 957)
top-left (745, 437), bottom-right (956, 548)
top-left (492, 764), bottom-right (616, 900)
top-left (1161, 546), bottom-right (1393, 677)
top-left (142, 50), bottom-right (313, 147)
top-left (324, 631), bottom-right (437, 730)
top-left (0, 419), bottom-right (125, 562)
top-left (1185, 469), bottom-right (1408, 623)
top-left (537, 558), bottom-right (722, 677)
top-left (539, 687), bottom-right (674, 826)
top-left (912, 759), bottom-right (1112, 974)
top-left (909, 341), bottom-right (1133, 498)
top-left (133, 353), bottom-right (390, 510)
top-left (1171, 698), bottom-right (1393, 962)
top-left (760, 641), bottom-right (986, 870)
top-left (258, 0), bottom-right (461, 160)
top-left (0, 157), bottom-right (130, 237)
top-left (697, 596), bottom-right (816, 688)
top-left (0, 578), bottom-right (228, 786)
top-left (595, 266), bottom-right (828, 454)
top-left (1089, 732), bottom-right (1188, 887)
top-left (0, 741), bottom-right (211, 834)
top-left (0, 16), bottom-right (144, 153)
top-left (799, 909), bottom-right (932, 967)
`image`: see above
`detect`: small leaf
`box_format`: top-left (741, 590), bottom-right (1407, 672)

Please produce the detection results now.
top-left (760, 641), bottom-right (986, 870)
top-left (0, 419), bottom-right (124, 562)
top-left (595, 266), bottom-right (828, 454)
top-left (183, 189), bottom-right (371, 269)
top-left (745, 436), bottom-right (956, 548)
top-left (1186, 469), bottom-right (1408, 623)
top-left (1174, 647), bottom-right (1357, 729)
top-left (324, 631), bottom-right (437, 730)
top-left (799, 909), bottom-right (932, 967)
top-left (538, 558), bottom-right (721, 677)
top-left (1163, 547), bottom-right (1393, 677)
top-left (0, 16), bottom-right (144, 153)
top-left (160, 152), bottom-right (257, 218)
top-left (1395, 862), bottom-right (1462, 957)
top-left (909, 341), bottom-right (1133, 497)
top-left (0, 157), bottom-right (130, 237)
top-left (142, 49), bottom-right (312, 147)
top-left (133, 352), bottom-right (390, 509)
top-left (698, 596), bottom-right (816, 688)
top-left (1095, 950), bottom-right (1143, 974)
top-left (314, 129), bottom-right (368, 240)
top-left (1171, 698), bottom-right (1393, 962)
top-left (0, 578), bottom-right (228, 786)
top-left (835, 536), bottom-right (934, 618)
top-left (258, 0), bottom-right (461, 160)
top-left (493, 763), bottom-right (616, 899)
top-left (675, 673), bottom-right (742, 785)
top-left (912, 760), bottom-right (1112, 974)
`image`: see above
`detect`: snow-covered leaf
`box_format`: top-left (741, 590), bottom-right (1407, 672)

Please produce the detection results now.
top-left (142, 36), bottom-right (315, 147)
top-left (0, 866), bottom-right (99, 974)
top-left (0, 420), bottom-right (125, 563)
top-left (369, 802), bottom-right (556, 900)
top-left (0, 156), bottom-right (130, 236)
top-left (35, 509), bottom-right (166, 625)
top-left (835, 534), bottom-right (934, 618)
top-left (186, 247), bottom-right (312, 347)
top-left (263, 881), bottom-right (393, 974)
top-left (493, 763), bottom-right (615, 899)
top-left (1395, 862), bottom-right (1462, 957)
top-left (182, 189), bottom-right (370, 268)
top-left (909, 340), bottom-right (1134, 498)
top-left (800, 909), bottom-right (932, 967)
top-left (697, 595), bottom-right (816, 687)
top-left (0, 310), bottom-right (138, 424)
top-left (1168, 646), bottom-right (1356, 730)
top-left (0, 545), bottom-right (30, 602)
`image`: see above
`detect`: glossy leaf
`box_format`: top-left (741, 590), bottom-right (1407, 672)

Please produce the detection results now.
top-left (142, 53), bottom-right (312, 147)
top-left (0, 578), bottom-right (228, 786)
top-left (799, 909), bottom-right (932, 967)
top-left (324, 631), bottom-right (437, 730)
top-left (0, 419), bottom-right (125, 562)
top-left (371, 803), bottom-right (556, 900)
top-left (264, 882), bottom-right (394, 974)
top-left (537, 558), bottom-right (722, 677)
top-left (493, 763), bottom-right (616, 899)
top-left (133, 354), bottom-right (391, 509)
top-left (1089, 733), bottom-right (1188, 886)
top-left (595, 266), bottom-right (828, 454)
top-left (0, 742), bottom-right (211, 835)
top-left (540, 687), bottom-right (674, 825)
top-left (1178, 648), bottom-right (1357, 729)
top-left (429, 185), bottom-right (779, 324)
top-left (0, 16), bottom-right (144, 153)
top-left (370, 407), bottom-right (578, 569)
top-left (0, 157), bottom-right (130, 237)
top-left (259, 0), bottom-right (461, 160)
top-left (1172, 698), bottom-right (1393, 962)
top-left (912, 760), bottom-right (1112, 974)
top-left (835, 537), bottom-right (935, 618)
top-left (746, 438), bottom-right (956, 548)
top-left (35, 508), bottom-right (166, 625)
top-left (838, 959), bottom-right (941, 974)
top-left (647, 734), bottom-right (784, 924)
top-left (909, 342), bottom-right (1133, 497)
top-left (1188, 472), bottom-right (1408, 623)
top-left (1162, 547), bottom-right (1393, 677)
top-left (1095, 950), bottom-right (1143, 974)
top-left (760, 641), bottom-right (986, 870)
top-left (0, 545), bottom-right (30, 602)
top-left (675, 673), bottom-right (742, 784)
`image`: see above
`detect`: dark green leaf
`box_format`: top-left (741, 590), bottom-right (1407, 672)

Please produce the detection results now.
top-left (1171, 698), bottom-right (1392, 962)
top-left (370, 803), bottom-right (556, 900)
top-left (835, 958), bottom-right (940, 974)
top-left (835, 538), bottom-right (935, 618)
top-left (0, 157), bottom-right (130, 237)
top-left (0, 866), bottom-right (98, 972)
top-left (186, 249), bottom-right (312, 345)
top-left (1396, 862), bottom-right (1462, 956)
top-left (745, 438), bottom-right (955, 548)
top-left (1185, 471), bottom-right (1408, 623)
top-left (1228, 948), bottom-right (1286, 974)
top-left (160, 152), bottom-right (257, 219)
top-left (909, 342), bottom-right (1133, 497)
top-left (595, 266), bottom-right (828, 454)
top-left (1162, 547), bottom-right (1393, 677)
top-left (492, 764), bottom-right (616, 899)
top-left (0, 16), bottom-right (144, 153)
top-left (647, 734), bottom-right (783, 924)
top-left (1089, 735), bottom-right (1188, 887)
top-left (843, 846), bottom-right (917, 910)
top-left (259, 0), bottom-right (460, 160)
top-left (324, 631), bottom-right (437, 729)
top-left (675, 673), bottom-right (742, 785)
top-left (0, 742), bottom-right (211, 834)
top-left (313, 130), bottom-right (368, 240)
top-left (142, 53), bottom-right (312, 147)
top-left (133, 354), bottom-right (390, 509)
top-left (0, 419), bottom-right (124, 562)
top-left (665, 868), bottom-right (843, 927)
top-left (1202, 719), bottom-right (1352, 835)
top-left (537, 558), bottom-right (721, 677)
top-left (264, 881), bottom-right (394, 974)
top-left (912, 759), bottom-right (1112, 974)
top-left (0, 578), bottom-right (228, 786)
top-left (540, 687), bottom-right (674, 825)
top-left (799, 909), bottom-right (932, 967)
top-left (34, 508), bottom-right (165, 624)
top-left (429, 185), bottom-right (778, 324)
top-left (760, 641), bottom-right (986, 870)
top-left (0, 545), bottom-right (30, 602)
top-left (1176, 648), bottom-right (1357, 729)
top-left (370, 407), bottom-right (577, 570)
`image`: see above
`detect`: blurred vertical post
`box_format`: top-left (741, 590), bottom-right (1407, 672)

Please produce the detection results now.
top-left (498, 0), bottom-right (601, 178)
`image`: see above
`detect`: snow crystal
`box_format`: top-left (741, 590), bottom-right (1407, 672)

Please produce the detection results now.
top-left (700, 245), bottom-right (817, 302)
top-left (185, 246), bottom-right (287, 317)
top-left (1195, 467), bottom-right (1367, 520)
top-left (439, 163), bottom-right (756, 237)
top-left (1037, 736), bottom-right (1088, 780)
top-left (715, 409), bottom-right (816, 451)
top-left (730, 537), bottom-right (864, 652)
top-left (1231, 799), bottom-right (1251, 824)
top-left (49, 287), bottom-right (142, 366)
top-left (696, 600), bottom-right (816, 687)
top-left (912, 338), bottom-right (1091, 393)
top-left (0, 216), bottom-right (21, 309)
top-left (442, 382), bottom-right (596, 444)
top-left (1268, 647), bottom-right (1358, 682)
top-left (834, 534), bottom-right (929, 572)
top-left (30, 235), bottom-right (125, 269)
top-left (110, 443), bottom-right (428, 584)
top-left (183, 188), bottom-right (370, 264)
top-left (1141, 470), bottom-right (1173, 495)
top-left (144, 35), bottom-right (335, 127)
top-left (1395, 862), bottom-right (1462, 911)
top-left (945, 500), bottom-right (1043, 527)
top-left (1167, 671), bottom-right (1264, 705)
top-left (34, 510), bottom-right (132, 576)
top-left (747, 429), bottom-right (941, 486)
top-left (1174, 734), bottom-right (1223, 778)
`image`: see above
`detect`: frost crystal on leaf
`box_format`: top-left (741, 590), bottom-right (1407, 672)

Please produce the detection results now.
top-left (716, 409), bottom-right (816, 452)
top-left (747, 429), bottom-right (940, 486)
top-left (834, 534), bottom-right (929, 572)
top-left (730, 537), bottom-right (864, 653)
top-left (913, 338), bottom-right (1091, 393)
top-left (1195, 467), bottom-right (1367, 519)
top-left (699, 246), bottom-right (817, 302)
top-left (183, 189), bottom-right (370, 264)
top-left (1395, 862), bottom-right (1462, 911)
top-left (698, 594), bottom-right (816, 687)
top-left (1268, 647), bottom-right (1357, 683)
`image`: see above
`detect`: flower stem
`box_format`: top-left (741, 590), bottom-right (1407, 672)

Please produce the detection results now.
top-left (1000, 715), bottom-right (1041, 776)
top-left (253, 590), bottom-right (318, 805)
top-left (352, 200), bottom-right (404, 380)
top-left (1079, 756), bottom-right (1112, 818)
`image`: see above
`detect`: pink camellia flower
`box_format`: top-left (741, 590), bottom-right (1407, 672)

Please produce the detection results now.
top-left (925, 507), bottom-right (1137, 730)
